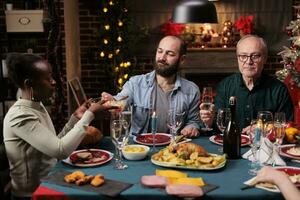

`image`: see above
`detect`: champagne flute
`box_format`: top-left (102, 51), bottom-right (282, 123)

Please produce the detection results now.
top-left (272, 112), bottom-right (286, 166)
top-left (110, 119), bottom-right (128, 169)
top-left (121, 104), bottom-right (132, 137)
top-left (246, 120), bottom-right (262, 175)
top-left (216, 108), bottom-right (231, 152)
top-left (167, 109), bottom-right (185, 144)
top-left (274, 112), bottom-right (286, 145)
top-left (201, 87), bottom-right (213, 131)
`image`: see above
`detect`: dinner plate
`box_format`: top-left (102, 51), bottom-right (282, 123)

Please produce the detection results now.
top-left (133, 133), bottom-right (171, 146)
top-left (279, 144), bottom-right (300, 160)
top-left (62, 149), bottom-right (113, 167)
top-left (151, 153), bottom-right (226, 171)
top-left (209, 134), bottom-right (250, 147)
top-left (244, 166), bottom-right (300, 193)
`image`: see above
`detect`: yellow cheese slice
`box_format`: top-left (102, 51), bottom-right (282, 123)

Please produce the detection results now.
top-left (155, 169), bottom-right (187, 178)
top-left (169, 177), bottom-right (205, 187)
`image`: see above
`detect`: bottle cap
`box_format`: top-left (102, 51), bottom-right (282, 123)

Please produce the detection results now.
top-left (229, 96), bottom-right (236, 105)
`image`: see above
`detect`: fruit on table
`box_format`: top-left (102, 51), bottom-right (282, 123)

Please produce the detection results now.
top-left (285, 127), bottom-right (300, 143)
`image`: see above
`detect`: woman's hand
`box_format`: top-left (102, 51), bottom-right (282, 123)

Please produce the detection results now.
top-left (74, 99), bottom-right (113, 119)
top-left (87, 99), bottom-right (113, 114)
top-left (255, 166), bottom-right (288, 186)
top-left (74, 101), bottom-right (89, 119)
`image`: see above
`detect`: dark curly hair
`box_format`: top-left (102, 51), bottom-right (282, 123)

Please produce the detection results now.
top-left (6, 53), bottom-right (44, 89)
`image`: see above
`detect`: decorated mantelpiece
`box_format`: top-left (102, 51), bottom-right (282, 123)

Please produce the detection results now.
top-left (160, 15), bottom-right (254, 49)
top-left (276, 13), bottom-right (300, 127)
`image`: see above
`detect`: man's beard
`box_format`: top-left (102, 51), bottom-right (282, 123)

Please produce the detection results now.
top-left (154, 60), bottom-right (179, 77)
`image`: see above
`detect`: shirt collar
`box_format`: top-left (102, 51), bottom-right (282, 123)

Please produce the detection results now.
top-left (238, 73), bottom-right (263, 88)
top-left (14, 98), bottom-right (45, 111)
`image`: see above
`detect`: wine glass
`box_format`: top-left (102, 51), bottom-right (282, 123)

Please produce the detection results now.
top-left (257, 111), bottom-right (273, 138)
top-left (272, 112), bottom-right (286, 166)
top-left (201, 87), bottom-right (213, 131)
top-left (274, 112), bottom-right (286, 145)
top-left (121, 105), bottom-right (132, 137)
top-left (167, 109), bottom-right (185, 144)
top-left (216, 108), bottom-right (231, 152)
top-left (246, 120), bottom-right (262, 175)
top-left (110, 119), bottom-right (128, 169)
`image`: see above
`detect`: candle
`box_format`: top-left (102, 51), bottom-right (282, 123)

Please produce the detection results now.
top-left (151, 111), bottom-right (157, 133)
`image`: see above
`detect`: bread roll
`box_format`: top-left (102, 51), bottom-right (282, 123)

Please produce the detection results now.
top-left (80, 126), bottom-right (103, 146)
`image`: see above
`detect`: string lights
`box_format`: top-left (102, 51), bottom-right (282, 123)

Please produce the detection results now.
top-left (98, 0), bottom-right (132, 90)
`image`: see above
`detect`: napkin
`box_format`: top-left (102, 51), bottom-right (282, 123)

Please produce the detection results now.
top-left (242, 138), bottom-right (286, 166)
top-left (42, 170), bottom-right (133, 197)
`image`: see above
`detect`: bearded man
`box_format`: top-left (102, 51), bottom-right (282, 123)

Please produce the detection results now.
top-left (102, 36), bottom-right (200, 137)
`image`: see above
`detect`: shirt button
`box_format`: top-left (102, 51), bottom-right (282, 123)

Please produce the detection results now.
top-left (246, 117), bottom-right (250, 121)
top-left (246, 105), bottom-right (250, 108)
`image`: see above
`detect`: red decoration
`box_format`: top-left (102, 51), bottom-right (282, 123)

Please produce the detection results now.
top-left (295, 107), bottom-right (300, 127)
top-left (161, 19), bottom-right (185, 36)
top-left (295, 59), bottom-right (300, 73)
top-left (234, 15), bottom-right (254, 35)
top-left (284, 74), bottom-right (300, 106)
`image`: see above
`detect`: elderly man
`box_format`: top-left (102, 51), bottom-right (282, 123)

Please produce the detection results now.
top-left (200, 35), bottom-right (294, 133)
top-left (102, 36), bottom-right (200, 137)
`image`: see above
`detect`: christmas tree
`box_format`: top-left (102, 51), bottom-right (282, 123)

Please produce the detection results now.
top-left (98, 0), bottom-right (132, 92)
top-left (276, 13), bottom-right (300, 107)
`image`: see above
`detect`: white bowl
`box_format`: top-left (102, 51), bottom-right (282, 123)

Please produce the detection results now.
top-left (122, 144), bottom-right (150, 160)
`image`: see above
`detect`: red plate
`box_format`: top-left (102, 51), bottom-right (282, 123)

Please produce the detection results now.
top-left (134, 133), bottom-right (171, 146)
top-left (275, 166), bottom-right (300, 187)
top-left (63, 149), bottom-right (113, 167)
top-left (209, 134), bottom-right (250, 147)
top-left (279, 144), bottom-right (300, 160)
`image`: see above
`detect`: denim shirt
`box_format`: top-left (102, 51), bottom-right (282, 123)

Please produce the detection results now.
top-left (114, 71), bottom-right (201, 134)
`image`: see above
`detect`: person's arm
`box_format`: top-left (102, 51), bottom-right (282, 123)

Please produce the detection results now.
top-left (181, 87), bottom-right (200, 137)
top-left (8, 111), bottom-right (94, 159)
top-left (256, 166), bottom-right (300, 200)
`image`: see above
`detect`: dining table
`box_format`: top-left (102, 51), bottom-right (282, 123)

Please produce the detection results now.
top-left (32, 134), bottom-right (300, 200)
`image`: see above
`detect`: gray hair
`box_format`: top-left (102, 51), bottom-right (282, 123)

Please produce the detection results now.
top-left (236, 35), bottom-right (268, 57)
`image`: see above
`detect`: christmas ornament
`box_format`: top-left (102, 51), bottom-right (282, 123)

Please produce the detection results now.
top-left (221, 20), bottom-right (234, 47)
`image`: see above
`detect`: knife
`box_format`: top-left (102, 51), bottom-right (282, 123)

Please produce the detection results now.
top-left (240, 179), bottom-right (257, 190)
top-left (240, 184), bottom-right (255, 190)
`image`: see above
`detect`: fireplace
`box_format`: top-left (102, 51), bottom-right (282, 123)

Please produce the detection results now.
top-left (179, 47), bottom-right (239, 89)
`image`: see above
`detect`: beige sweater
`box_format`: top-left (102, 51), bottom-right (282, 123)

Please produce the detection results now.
top-left (3, 99), bottom-right (94, 197)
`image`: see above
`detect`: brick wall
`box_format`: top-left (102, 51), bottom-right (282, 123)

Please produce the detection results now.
top-left (0, 0), bottom-right (298, 132)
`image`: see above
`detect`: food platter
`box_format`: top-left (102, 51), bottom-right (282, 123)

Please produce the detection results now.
top-left (62, 149), bottom-right (113, 167)
top-left (133, 133), bottom-right (171, 146)
top-left (279, 144), bottom-right (300, 159)
top-left (244, 166), bottom-right (300, 193)
top-left (151, 153), bottom-right (226, 171)
top-left (209, 134), bottom-right (250, 147)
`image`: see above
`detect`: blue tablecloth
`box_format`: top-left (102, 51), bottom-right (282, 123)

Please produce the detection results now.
top-left (37, 136), bottom-right (300, 200)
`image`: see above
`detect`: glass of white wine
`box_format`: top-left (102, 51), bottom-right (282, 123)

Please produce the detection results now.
top-left (110, 119), bottom-right (128, 169)
top-left (272, 112), bottom-right (286, 166)
top-left (121, 105), bottom-right (132, 137)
